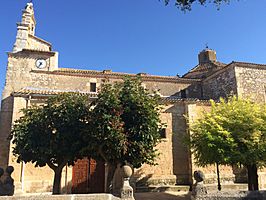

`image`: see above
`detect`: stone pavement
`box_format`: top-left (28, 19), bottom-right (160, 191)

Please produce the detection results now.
top-left (135, 192), bottom-right (190, 200)
top-left (8, 192), bottom-right (191, 200)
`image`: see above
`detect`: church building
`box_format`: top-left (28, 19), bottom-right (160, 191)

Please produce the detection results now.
top-left (0, 2), bottom-right (266, 194)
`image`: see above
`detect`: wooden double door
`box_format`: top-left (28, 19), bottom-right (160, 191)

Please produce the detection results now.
top-left (72, 158), bottom-right (105, 193)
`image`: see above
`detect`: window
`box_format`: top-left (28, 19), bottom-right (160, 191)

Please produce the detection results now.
top-left (90, 82), bottom-right (97, 92)
top-left (160, 128), bottom-right (167, 139)
top-left (181, 89), bottom-right (186, 98)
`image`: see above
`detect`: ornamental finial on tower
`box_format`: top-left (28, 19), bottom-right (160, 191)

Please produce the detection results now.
top-left (205, 43), bottom-right (209, 50)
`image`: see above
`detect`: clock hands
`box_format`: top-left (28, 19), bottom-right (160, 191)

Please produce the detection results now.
top-left (38, 61), bottom-right (43, 67)
top-left (36, 59), bottom-right (47, 69)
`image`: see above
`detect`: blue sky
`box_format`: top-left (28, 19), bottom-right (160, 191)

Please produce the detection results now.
top-left (1, 0), bottom-right (266, 96)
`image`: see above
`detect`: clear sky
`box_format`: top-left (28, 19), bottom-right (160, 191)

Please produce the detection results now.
top-left (1, 0), bottom-right (266, 96)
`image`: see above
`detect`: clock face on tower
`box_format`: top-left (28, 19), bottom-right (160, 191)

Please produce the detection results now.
top-left (35, 59), bottom-right (47, 69)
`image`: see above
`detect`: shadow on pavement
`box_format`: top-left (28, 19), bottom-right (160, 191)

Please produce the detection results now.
top-left (135, 192), bottom-right (190, 200)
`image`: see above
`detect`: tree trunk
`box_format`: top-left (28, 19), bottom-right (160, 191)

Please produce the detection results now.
top-left (52, 167), bottom-right (64, 194)
top-left (216, 162), bottom-right (221, 191)
top-left (247, 164), bottom-right (259, 191)
top-left (105, 163), bottom-right (117, 193)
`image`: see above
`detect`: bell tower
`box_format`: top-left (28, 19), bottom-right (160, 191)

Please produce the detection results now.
top-left (198, 48), bottom-right (217, 64)
top-left (3, 1), bottom-right (59, 101)
top-left (13, 2), bottom-right (36, 52)
top-left (10, 1), bottom-right (58, 73)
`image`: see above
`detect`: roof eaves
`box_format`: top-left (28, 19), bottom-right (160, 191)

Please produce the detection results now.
top-left (31, 69), bottom-right (201, 83)
top-left (231, 61), bottom-right (266, 69)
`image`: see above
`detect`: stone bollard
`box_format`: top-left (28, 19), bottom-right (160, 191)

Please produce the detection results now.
top-left (0, 166), bottom-right (15, 196)
top-left (0, 167), bottom-right (4, 195)
top-left (120, 165), bottom-right (135, 200)
top-left (191, 170), bottom-right (207, 200)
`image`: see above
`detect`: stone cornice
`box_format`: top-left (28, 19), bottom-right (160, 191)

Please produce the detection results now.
top-left (8, 49), bottom-right (56, 56)
top-left (232, 61), bottom-right (266, 70)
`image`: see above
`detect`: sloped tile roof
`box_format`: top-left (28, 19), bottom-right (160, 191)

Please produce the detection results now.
top-left (55, 68), bottom-right (196, 82)
top-left (32, 68), bottom-right (201, 83)
top-left (12, 87), bottom-right (97, 98)
top-left (189, 61), bottom-right (226, 73)
top-left (182, 61), bottom-right (226, 78)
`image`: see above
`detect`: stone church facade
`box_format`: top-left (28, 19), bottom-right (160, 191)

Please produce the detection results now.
top-left (0, 2), bottom-right (266, 194)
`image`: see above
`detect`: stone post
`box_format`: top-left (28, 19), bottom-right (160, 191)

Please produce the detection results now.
top-left (191, 170), bottom-right (207, 200)
top-left (120, 165), bottom-right (135, 200)
top-left (0, 166), bottom-right (15, 196)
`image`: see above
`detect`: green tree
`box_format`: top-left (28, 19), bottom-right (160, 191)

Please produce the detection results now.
top-left (188, 97), bottom-right (266, 191)
top-left (11, 93), bottom-right (90, 194)
top-left (84, 78), bottom-right (163, 192)
top-left (163, 0), bottom-right (231, 11)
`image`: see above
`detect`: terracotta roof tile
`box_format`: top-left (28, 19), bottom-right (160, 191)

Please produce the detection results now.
top-left (162, 96), bottom-right (210, 104)
top-left (12, 87), bottom-right (97, 97)
top-left (49, 68), bottom-right (201, 83)
top-left (183, 61), bottom-right (226, 78)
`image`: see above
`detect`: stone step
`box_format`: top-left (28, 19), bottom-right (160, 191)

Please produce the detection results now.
top-left (14, 182), bottom-right (24, 195)
top-left (136, 185), bottom-right (190, 193)
top-left (205, 183), bottom-right (248, 191)
top-left (136, 183), bottom-right (248, 193)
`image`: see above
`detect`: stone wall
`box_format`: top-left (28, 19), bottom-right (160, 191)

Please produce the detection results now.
top-left (134, 101), bottom-right (202, 186)
top-left (3, 52), bottom-right (56, 99)
top-left (134, 106), bottom-right (176, 186)
top-left (144, 81), bottom-right (191, 97)
top-left (3, 51), bottom-right (196, 99)
top-left (29, 72), bottom-right (193, 97)
top-left (186, 83), bottom-right (203, 99)
top-left (202, 65), bottom-right (237, 100)
top-left (27, 35), bottom-right (51, 51)
top-left (258, 170), bottom-right (266, 190)
top-left (235, 66), bottom-right (266, 103)
top-left (0, 97), bottom-right (13, 169)
top-left (170, 103), bottom-right (191, 185)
